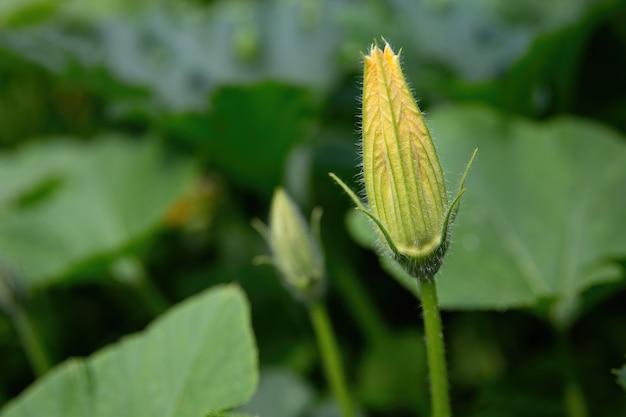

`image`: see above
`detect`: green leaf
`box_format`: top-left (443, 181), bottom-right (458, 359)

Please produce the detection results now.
top-left (339, 0), bottom-right (597, 85)
top-left (432, 105), bottom-right (626, 317)
top-left (0, 284), bottom-right (258, 417)
top-left (0, 1), bottom-right (342, 112)
top-left (202, 83), bottom-right (316, 192)
top-left (0, 0), bottom-right (57, 26)
top-left (615, 357), bottom-right (626, 393)
top-left (207, 413), bottom-right (256, 417)
top-left (0, 136), bottom-right (195, 288)
top-left (356, 332), bottom-right (428, 415)
top-left (236, 367), bottom-right (314, 417)
top-left (163, 83), bottom-right (317, 194)
top-left (0, 0), bottom-right (165, 26)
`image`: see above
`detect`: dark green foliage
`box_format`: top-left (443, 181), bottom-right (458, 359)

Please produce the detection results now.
top-left (1, 1), bottom-right (626, 416)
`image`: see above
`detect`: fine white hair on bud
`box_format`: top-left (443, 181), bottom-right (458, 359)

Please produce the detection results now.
top-left (330, 41), bottom-right (477, 280)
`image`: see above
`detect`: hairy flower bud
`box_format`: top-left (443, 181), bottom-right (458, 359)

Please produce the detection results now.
top-left (253, 188), bottom-right (325, 302)
top-left (331, 41), bottom-right (476, 279)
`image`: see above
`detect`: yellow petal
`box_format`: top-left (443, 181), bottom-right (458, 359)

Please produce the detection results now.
top-left (362, 42), bottom-right (448, 257)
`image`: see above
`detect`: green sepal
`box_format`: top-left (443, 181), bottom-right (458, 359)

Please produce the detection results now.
top-left (328, 173), bottom-right (367, 211)
top-left (442, 149), bottom-right (478, 239)
top-left (355, 207), bottom-right (401, 256)
top-left (329, 172), bottom-right (402, 256)
top-left (251, 218), bottom-right (270, 241)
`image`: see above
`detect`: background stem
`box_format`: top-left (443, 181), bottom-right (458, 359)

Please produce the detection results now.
top-left (557, 329), bottom-right (588, 417)
top-left (111, 256), bottom-right (169, 316)
top-left (12, 306), bottom-right (51, 377)
top-left (420, 278), bottom-right (451, 417)
top-left (331, 260), bottom-right (390, 345)
top-left (132, 273), bottom-right (170, 316)
top-left (309, 300), bottom-right (354, 417)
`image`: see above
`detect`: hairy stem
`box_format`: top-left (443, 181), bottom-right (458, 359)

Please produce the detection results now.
top-left (420, 278), bottom-right (451, 417)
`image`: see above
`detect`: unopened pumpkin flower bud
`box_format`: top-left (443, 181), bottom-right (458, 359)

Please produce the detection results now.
top-left (252, 188), bottom-right (325, 303)
top-left (331, 41), bottom-right (476, 279)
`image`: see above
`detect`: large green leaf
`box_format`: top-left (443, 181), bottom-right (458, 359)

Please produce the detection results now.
top-left (0, 284), bottom-right (258, 417)
top-left (0, 1), bottom-right (342, 112)
top-left (346, 105), bottom-right (626, 325)
top-left (163, 83), bottom-right (318, 194)
top-left (2, 0), bottom-right (600, 113)
top-left (432, 105), bottom-right (626, 316)
top-left (0, 0), bottom-right (163, 26)
top-left (0, 136), bottom-right (195, 288)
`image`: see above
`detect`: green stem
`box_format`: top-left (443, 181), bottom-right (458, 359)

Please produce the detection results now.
top-left (133, 274), bottom-right (170, 316)
top-left (309, 300), bottom-right (354, 417)
top-left (564, 379), bottom-right (587, 417)
top-left (12, 306), bottom-right (51, 377)
top-left (331, 260), bottom-right (390, 345)
top-left (557, 330), bottom-right (588, 417)
top-left (420, 278), bottom-right (451, 417)
top-left (111, 256), bottom-right (169, 316)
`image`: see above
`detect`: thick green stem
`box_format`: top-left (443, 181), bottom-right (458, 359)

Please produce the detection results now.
top-left (12, 306), bottom-right (51, 377)
top-left (420, 278), bottom-right (451, 417)
top-left (309, 300), bottom-right (354, 417)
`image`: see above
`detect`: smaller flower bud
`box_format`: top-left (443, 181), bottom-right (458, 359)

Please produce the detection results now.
top-left (253, 188), bottom-right (325, 303)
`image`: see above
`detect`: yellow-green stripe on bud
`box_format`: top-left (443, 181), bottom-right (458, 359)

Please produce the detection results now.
top-left (253, 188), bottom-right (325, 303)
top-left (330, 41), bottom-right (476, 279)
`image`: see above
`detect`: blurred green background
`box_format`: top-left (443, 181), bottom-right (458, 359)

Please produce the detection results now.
top-left (1, 0), bottom-right (626, 416)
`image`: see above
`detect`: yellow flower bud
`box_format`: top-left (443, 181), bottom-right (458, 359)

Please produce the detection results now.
top-left (253, 188), bottom-right (325, 302)
top-left (330, 41), bottom-right (476, 279)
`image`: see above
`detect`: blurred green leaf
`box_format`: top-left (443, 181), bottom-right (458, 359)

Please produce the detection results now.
top-left (0, 0), bottom-right (167, 27)
top-left (356, 332), bottom-right (428, 415)
top-left (0, 0), bottom-right (342, 113)
top-left (207, 413), bottom-right (256, 417)
top-left (236, 367), bottom-right (314, 417)
top-left (0, 141), bottom-right (72, 208)
top-left (492, 0), bottom-right (622, 117)
top-left (339, 0), bottom-right (598, 83)
top-left (447, 315), bottom-right (506, 389)
top-left (164, 83), bottom-right (317, 194)
top-left (0, 0), bottom-right (57, 27)
top-left (0, 284), bottom-right (258, 417)
top-left (431, 105), bottom-right (626, 320)
top-left (202, 83), bottom-right (316, 194)
top-left (344, 210), bottom-right (375, 251)
top-left (0, 136), bottom-right (196, 288)
top-left (345, 105), bottom-right (626, 326)
top-left (1, 0), bottom-right (609, 120)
